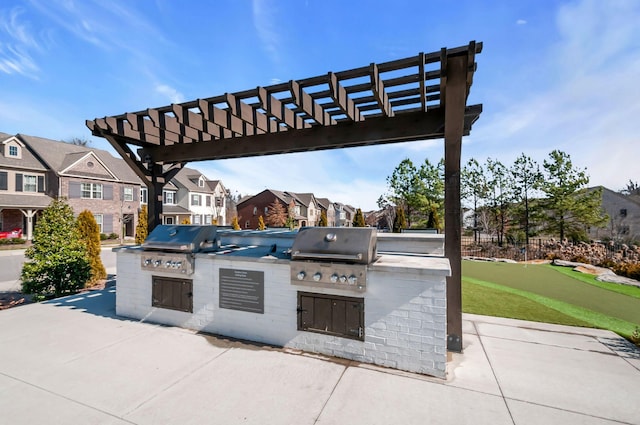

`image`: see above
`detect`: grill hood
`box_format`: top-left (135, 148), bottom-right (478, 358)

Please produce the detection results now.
top-left (291, 227), bottom-right (377, 264)
top-left (142, 225), bottom-right (219, 253)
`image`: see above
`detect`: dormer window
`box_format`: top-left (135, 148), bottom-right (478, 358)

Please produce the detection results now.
top-left (198, 177), bottom-right (205, 187)
top-left (9, 145), bottom-right (18, 157)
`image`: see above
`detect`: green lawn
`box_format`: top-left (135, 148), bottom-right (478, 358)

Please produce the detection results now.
top-left (462, 260), bottom-right (640, 339)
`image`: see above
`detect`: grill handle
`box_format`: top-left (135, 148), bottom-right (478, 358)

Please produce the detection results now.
top-left (292, 251), bottom-right (363, 261)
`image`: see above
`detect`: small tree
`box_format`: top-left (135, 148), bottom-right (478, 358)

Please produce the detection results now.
top-left (392, 206), bottom-right (406, 233)
top-left (21, 199), bottom-right (91, 299)
top-left (135, 205), bottom-right (148, 244)
top-left (77, 210), bottom-right (107, 285)
top-left (318, 211), bottom-right (328, 227)
top-left (353, 208), bottom-right (366, 227)
top-left (181, 217), bottom-right (191, 224)
top-left (231, 216), bottom-right (241, 230)
top-left (258, 215), bottom-right (266, 230)
top-left (265, 198), bottom-right (287, 227)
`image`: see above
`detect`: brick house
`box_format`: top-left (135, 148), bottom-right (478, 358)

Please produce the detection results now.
top-left (237, 189), bottom-right (299, 229)
top-left (316, 197), bottom-right (336, 226)
top-left (17, 134), bottom-right (143, 239)
top-left (0, 133), bottom-right (52, 240)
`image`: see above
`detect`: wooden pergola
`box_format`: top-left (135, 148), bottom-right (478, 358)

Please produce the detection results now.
top-left (87, 41), bottom-right (482, 352)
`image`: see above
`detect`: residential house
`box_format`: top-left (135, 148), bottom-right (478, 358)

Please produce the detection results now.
top-left (0, 133), bottom-right (52, 240)
top-left (288, 193), bottom-right (320, 227)
top-left (143, 167), bottom-right (228, 226)
top-left (236, 189), bottom-right (299, 229)
top-left (587, 186), bottom-right (640, 242)
top-left (0, 133), bottom-right (143, 239)
top-left (161, 167), bottom-right (228, 225)
top-left (334, 203), bottom-right (355, 227)
top-left (316, 198), bottom-right (336, 226)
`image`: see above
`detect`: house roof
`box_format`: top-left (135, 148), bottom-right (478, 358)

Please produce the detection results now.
top-left (315, 197), bottom-right (333, 210)
top-left (0, 133), bottom-right (48, 171)
top-left (17, 133), bottom-right (141, 184)
top-left (0, 193), bottom-right (53, 209)
top-left (172, 167), bottom-right (218, 193)
top-left (288, 192), bottom-right (316, 208)
top-left (161, 205), bottom-right (191, 214)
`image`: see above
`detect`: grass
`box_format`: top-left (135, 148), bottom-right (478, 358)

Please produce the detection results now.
top-left (551, 265), bottom-right (640, 299)
top-left (462, 279), bottom-right (593, 328)
top-left (462, 260), bottom-right (640, 340)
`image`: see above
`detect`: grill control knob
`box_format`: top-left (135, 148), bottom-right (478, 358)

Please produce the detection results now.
top-left (175, 261), bottom-right (182, 268)
top-left (297, 271), bottom-right (306, 280)
top-left (154, 260), bottom-right (162, 267)
top-left (348, 275), bottom-right (357, 285)
top-left (165, 261), bottom-right (171, 268)
top-left (144, 259), bottom-right (152, 266)
top-left (330, 274), bottom-right (339, 283)
top-left (313, 272), bottom-right (322, 282)
top-left (340, 275), bottom-right (347, 283)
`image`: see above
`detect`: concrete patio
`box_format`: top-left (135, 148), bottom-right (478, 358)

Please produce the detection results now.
top-left (0, 282), bottom-right (638, 424)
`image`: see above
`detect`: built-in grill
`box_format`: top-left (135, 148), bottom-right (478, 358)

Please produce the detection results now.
top-left (140, 225), bottom-right (219, 275)
top-left (290, 227), bottom-right (378, 292)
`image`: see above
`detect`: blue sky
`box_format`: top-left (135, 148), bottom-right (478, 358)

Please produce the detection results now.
top-left (1, 0), bottom-right (639, 210)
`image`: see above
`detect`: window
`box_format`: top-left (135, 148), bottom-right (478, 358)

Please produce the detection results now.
top-left (205, 215), bottom-right (212, 225)
top-left (8, 145), bottom-right (18, 157)
top-left (124, 187), bottom-right (133, 201)
top-left (206, 195), bottom-right (211, 207)
top-left (620, 209), bottom-right (628, 217)
top-left (191, 194), bottom-right (201, 206)
top-left (193, 215), bottom-right (201, 224)
top-left (22, 175), bottom-right (37, 192)
top-left (298, 292), bottom-right (364, 341)
top-left (81, 183), bottom-right (103, 199)
top-left (264, 207), bottom-right (269, 215)
top-left (253, 207), bottom-right (257, 215)
top-left (245, 220), bottom-right (251, 229)
top-left (215, 197), bottom-right (223, 207)
top-left (163, 191), bottom-right (175, 205)
top-left (0, 171), bottom-right (6, 190)
top-left (165, 217), bottom-right (174, 225)
top-left (198, 178), bottom-right (205, 187)
top-left (140, 188), bottom-right (148, 204)
top-left (94, 214), bottom-right (103, 233)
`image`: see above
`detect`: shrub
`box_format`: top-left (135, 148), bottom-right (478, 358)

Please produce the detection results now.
top-left (135, 205), bottom-right (148, 244)
top-left (258, 215), bottom-right (266, 230)
top-left (0, 237), bottom-right (26, 245)
top-left (21, 199), bottom-right (91, 300)
top-left (100, 233), bottom-right (107, 241)
top-left (231, 216), bottom-right (241, 230)
top-left (108, 232), bottom-right (118, 240)
top-left (631, 326), bottom-right (640, 347)
top-left (77, 210), bottom-right (107, 285)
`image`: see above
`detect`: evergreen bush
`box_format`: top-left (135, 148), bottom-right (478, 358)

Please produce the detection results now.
top-left (21, 199), bottom-right (91, 300)
top-left (135, 205), bottom-right (148, 244)
top-left (231, 216), bottom-right (241, 230)
top-left (77, 210), bottom-right (107, 284)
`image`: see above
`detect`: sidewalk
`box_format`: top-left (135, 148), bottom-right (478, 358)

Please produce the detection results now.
top-left (0, 284), bottom-right (638, 424)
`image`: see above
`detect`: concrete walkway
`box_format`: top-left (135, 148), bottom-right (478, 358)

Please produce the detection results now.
top-left (0, 284), bottom-right (638, 424)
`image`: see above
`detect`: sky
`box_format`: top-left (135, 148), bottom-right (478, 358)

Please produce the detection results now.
top-left (1, 0), bottom-right (639, 210)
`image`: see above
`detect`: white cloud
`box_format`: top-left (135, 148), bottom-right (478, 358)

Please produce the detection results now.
top-left (516, 19), bottom-right (527, 25)
top-left (252, 0), bottom-right (281, 64)
top-left (156, 84), bottom-right (185, 104)
top-left (469, 0), bottom-right (640, 192)
top-left (0, 7), bottom-right (41, 77)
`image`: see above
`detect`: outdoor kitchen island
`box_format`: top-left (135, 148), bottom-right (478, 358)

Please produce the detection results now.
top-left (114, 226), bottom-right (451, 378)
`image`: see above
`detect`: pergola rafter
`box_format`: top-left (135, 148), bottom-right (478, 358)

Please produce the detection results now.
top-left (86, 41), bottom-right (483, 353)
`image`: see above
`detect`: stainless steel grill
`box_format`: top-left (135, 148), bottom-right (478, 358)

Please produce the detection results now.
top-left (290, 227), bottom-right (378, 292)
top-left (140, 225), bottom-right (219, 275)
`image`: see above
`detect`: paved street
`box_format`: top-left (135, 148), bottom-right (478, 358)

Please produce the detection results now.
top-left (0, 246), bottom-right (117, 292)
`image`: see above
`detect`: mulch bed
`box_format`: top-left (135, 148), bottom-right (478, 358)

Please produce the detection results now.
top-left (0, 279), bottom-right (109, 311)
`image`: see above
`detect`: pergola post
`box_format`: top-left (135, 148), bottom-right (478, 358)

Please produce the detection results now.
top-left (444, 54), bottom-right (468, 353)
top-left (148, 163), bottom-right (164, 233)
